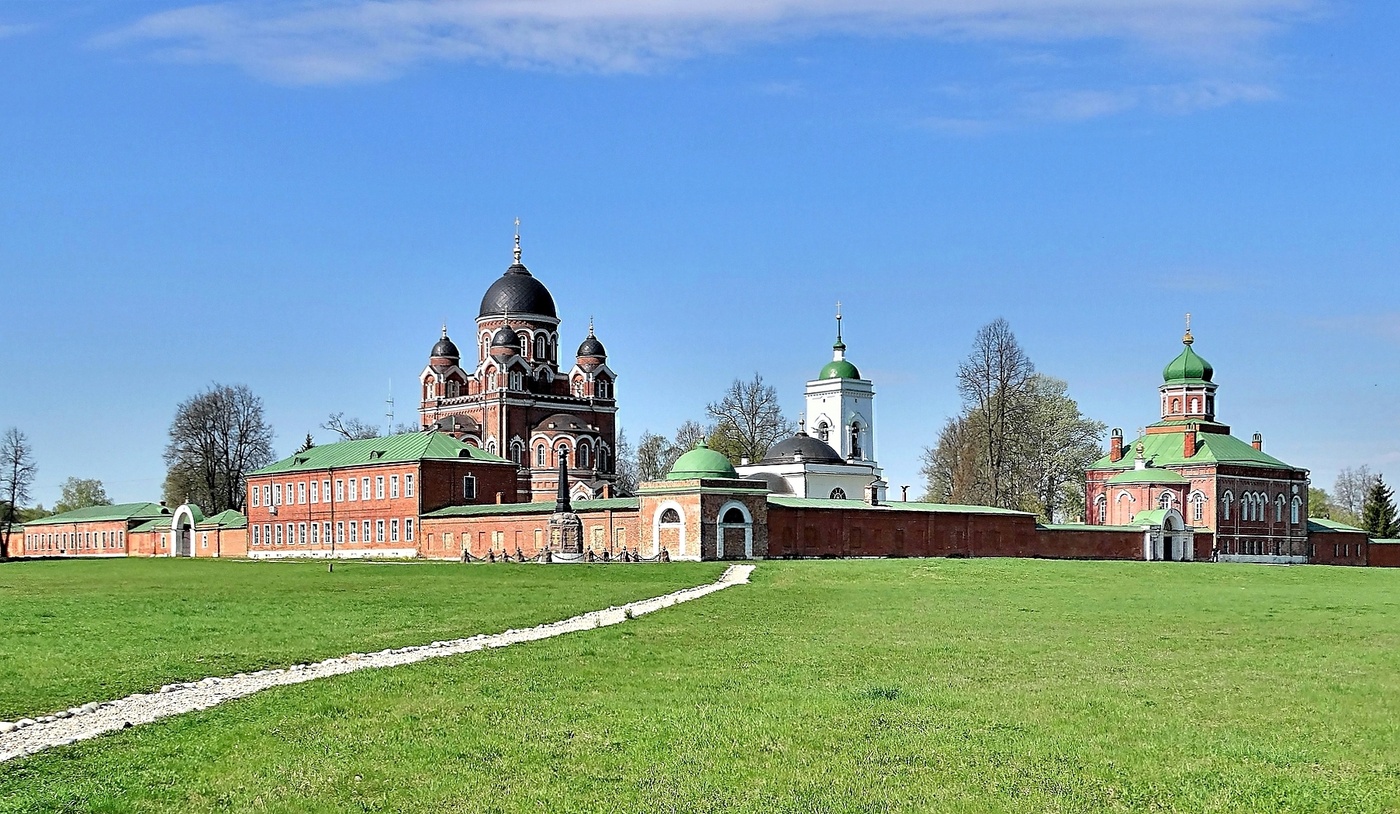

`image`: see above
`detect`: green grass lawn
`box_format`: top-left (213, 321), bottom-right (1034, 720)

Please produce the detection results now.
top-left (0, 558), bottom-right (724, 720)
top-left (3, 559), bottom-right (1399, 813)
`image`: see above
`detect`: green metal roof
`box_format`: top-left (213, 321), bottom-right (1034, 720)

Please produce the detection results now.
top-left (423, 497), bottom-right (639, 518)
top-left (249, 431), bottom-right (507, 476)
top-left (1131, 509), bottom-right (1169, 525)
top-left (1105, 467), bottom-right (1189, 485)
top-left (198, 510), bottom-right (248, 529)
top-left (23, 502), bottom-right (170, 527)
top-left (767, 497), bottom-right (1032, 516)
top-left (1370, 538), bottom-right (1400, 545)
top-left (1307, 518), bottom-right (1367, 534)
top-left (666, 441), bottom-right (738, 481)
top-left (1089, 429), bottom-right (1295, 472)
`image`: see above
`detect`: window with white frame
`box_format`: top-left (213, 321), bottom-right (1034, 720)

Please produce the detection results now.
top-left (376, 520), bottom-right (385, 543)
top-left (274, 484), bottom-right (283, 505)
top-left (1291, 496), bottom-right (1301, 524)
top-left (390, 519), bottom-right (399, 542)
top-left (252, 487), bottom-right (260, 508)
top-left (323, 480), bottom-right (330, 501)
top-left (362, 477), bottom-right (371, 500)
top-left (405, 518), bottom-right (414, 541)
top-left (1094, 495), bottom-right (1107, 524)
top-left (348, 521), bottom-right (357, 543)
top-left (298, 482), bottom-right (306, 504)
top-left (263, 484), bottom-right (271, 506)
top-left (311, 523), bottom-right (319, 544)
top-left (405, 474), bottom-right (414, 498)
top-left (463, 475), bottom-right (476, 500)
top-left (375, 476), bottom-right (385, 499)
top-left (299, 523), bottom-right (307, 545)
top-left (390, 475), bottom-right (399, 499)
top-left (310, 480), bottom-right (319, 504)
top-left (363, 520), bottom-right (371, 543)
top-left (1191, 493), bottom-right (1205, 522)
top-left (336, 521), bottom-right (345, 543)
top-left (253, 526), bottom-right (261, 546)
top-left (275, 524), bottom-right (283, 545)
top-left (348, 478), bottom-right (358, 501)
top-left (536, 444), bottom-right (546, 466)
top-left (335, 479), bottom-right (344, 501)
top-left (1222, 491), bottom-right (1233, 520)
top-left (323, 522), bottom-right (331, 543)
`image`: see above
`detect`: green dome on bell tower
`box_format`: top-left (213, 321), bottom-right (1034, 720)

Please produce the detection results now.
top-left (818, 305), bottom-right (861, 380)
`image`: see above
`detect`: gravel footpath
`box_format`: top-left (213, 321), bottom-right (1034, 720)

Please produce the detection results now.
top-left (0, 563), bottom-right (754, 764)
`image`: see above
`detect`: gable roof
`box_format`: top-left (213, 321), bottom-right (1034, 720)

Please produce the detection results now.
top-left (1090, 429), bottom-right (1297, 473)
top-left (197, 510), bottom-right (248, 529)
top-left (23, 502), bottom-right (170, 527)
top-left (250, 431), bottom-right (508, 476)
top-left (1307, 518), bottom-right (1368, 534)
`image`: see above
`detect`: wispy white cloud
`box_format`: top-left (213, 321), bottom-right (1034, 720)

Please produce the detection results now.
top-left (1025, 80), bottom-right (1279, 121)
top-left (94, 0), bottom-right (1319, 85)
top-left (0, 22), bottom-right (38, 39)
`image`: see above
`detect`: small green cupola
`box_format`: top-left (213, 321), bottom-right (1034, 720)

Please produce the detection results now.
top-left (1162, 321), bottom-right (1213, 383)
top-left (818, 306), bottom-right (861, 380)
top-left (666, 439), bottom-right (739, 481)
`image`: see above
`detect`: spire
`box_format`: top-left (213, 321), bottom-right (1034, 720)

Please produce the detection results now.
top-left (441, 323), bottom-right (448, 339)
top-left (588, 315), bottom-right (595, 336)
top-left (1183, 312), bottom-right (1193, 346)
top-left (513, 216), bottom-right (522, 265)
top-left (833, 301), bottom-right (846, 359)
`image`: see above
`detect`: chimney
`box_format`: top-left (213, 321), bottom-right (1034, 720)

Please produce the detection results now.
top-left (1252, 432), bottom-right (1263, 451)
top-left (1109, 429), bottom-right (1124, 463)
top-left (602, 483), bottom-right (612, 499)
top-left (1184, 424), bottom-right (1198, 458)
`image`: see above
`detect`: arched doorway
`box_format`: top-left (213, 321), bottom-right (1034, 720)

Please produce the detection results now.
top-left (716, 502), bottom-right (753, 560)
top-left (170, 504), bottom-right (203, 558)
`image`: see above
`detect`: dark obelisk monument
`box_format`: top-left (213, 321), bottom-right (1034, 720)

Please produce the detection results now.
top-left (548, 457), bottom-right (584, 555)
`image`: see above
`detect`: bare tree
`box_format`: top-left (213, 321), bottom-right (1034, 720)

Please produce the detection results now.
top-left (920, 414), bottom-right (990, 505)
top-left (322, 412), bottom-right (382, 441)
top-left (705, 374), bottom-right (793, 464)
top-left (1333, 465), bottom-right (1374, 526)
top-left (54, 477), bottom-right (112, 514)
top-left (956, 318), bottom-right (1036, 509)
top-left (0, 427), bottom-right (37, 559)
top-left (635, 431), bottom-right (671, 483)
top-left (164, 384), bottom-right (275, 514)
top-left (614, 428), bottom-right (639, 496)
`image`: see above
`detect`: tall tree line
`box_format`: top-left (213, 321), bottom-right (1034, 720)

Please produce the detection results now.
top-left (921, 319), bottom-right (1106, 521)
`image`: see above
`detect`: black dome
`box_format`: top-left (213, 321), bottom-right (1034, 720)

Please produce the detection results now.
top-left (490, 326), bottom-right (521, 348)
top-left (478, 264), bottom-right (557, 320)
top-left (431, 336), bottom-right (460, 359)
top-left (577, 334), bottom-right (606, 358)
top-left (761, 433), bottom-right (843, 465)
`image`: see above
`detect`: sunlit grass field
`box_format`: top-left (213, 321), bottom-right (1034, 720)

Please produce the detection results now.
top-left (0, 558), bottom-right (723, 720)
top-left (3, 559), bottom-right (1398, 813)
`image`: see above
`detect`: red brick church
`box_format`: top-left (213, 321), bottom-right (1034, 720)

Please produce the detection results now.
top-left (417, 229), bottom-right (618, 502)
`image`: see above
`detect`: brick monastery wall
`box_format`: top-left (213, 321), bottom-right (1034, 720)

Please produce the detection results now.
top-left (421, 508), bottom-right (642, 560)
top-left (1369, 541), bottom-right (1400, 568)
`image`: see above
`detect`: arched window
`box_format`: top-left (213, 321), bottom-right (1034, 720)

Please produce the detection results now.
top-left (1291, 496), bottom-right (1301, 524)
top-left (830, 488), bottom-right (847, 500)
top-left (1171, 398), bottom-right (1181, 413)
top-left (1094, 495), bottom-right (1107, 524)
top-left (487, 440), bottom-right (497, 455)
top-left (535, 335), bottom-right (547, 360)
top-left (1190, 492), bottom-right (1206, 522)
top-left (1275, 495), bottom-right (1285, 522)
top-left (1222, 491), bottom-right (1233, 520)
top-left (849, 425), bottom-right (862, 459)
top-left (816, 421), bottom-right (830, 442)
top-left (598, 446), bottom-right (610, 473)
top-left (577, 443), bottom-right (590, 469)
top-left (1158, 492), bottom-right (1175, 510)
top-left (660, 508), bottom-right (681, 524)
top-left (511, 441), bottom-right (525, 467)
top-left (597, 380), bottom-right (609, 399)
top-left (571, 377), bottom-right (584, 397)
top-left (535, 444), bottom-right (546, 467)
top-left (722, 507), bottom-right (746, 524)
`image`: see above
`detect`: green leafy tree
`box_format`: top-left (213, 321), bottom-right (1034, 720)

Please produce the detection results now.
top-left (1307, 487), bottom-right (1333, 520)
top-left (1360, 476), bottom-right (1400, 538)
top-left (54, 477), bottom-right (113, 514)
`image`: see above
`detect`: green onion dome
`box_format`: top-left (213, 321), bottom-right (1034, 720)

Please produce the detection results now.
top-left (665, 440), bottom-right (738, 481)
top-left (819, 358), bottom-right (861, 380)
top-left (1163, 331), bottom-right (1213, 383)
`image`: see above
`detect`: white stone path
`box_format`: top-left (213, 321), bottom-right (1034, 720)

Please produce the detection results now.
top-left (0, 564), bottom-right (754, 764)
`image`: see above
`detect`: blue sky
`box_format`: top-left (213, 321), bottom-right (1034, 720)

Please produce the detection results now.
top-left (2, 0), bottom-right (1397, 507)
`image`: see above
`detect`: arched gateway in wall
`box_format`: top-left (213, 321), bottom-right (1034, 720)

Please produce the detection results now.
top-left (169, 504), bottom-right (202, 558)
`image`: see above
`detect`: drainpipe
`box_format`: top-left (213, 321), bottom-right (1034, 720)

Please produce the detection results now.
top-left (328, 466), bottom-right (336, 572)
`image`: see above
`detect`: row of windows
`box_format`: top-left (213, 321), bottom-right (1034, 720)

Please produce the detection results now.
top-left (1162, 395), bottom-right (1215, 415)
top-left (251, 474), bottom-right (414, 509)
top-left (251, 518), bottom-right (415, 547)
top-left (1097, 489), bottom-right (1301, 525)
top-left (26, 530), bottom-right (125, 551)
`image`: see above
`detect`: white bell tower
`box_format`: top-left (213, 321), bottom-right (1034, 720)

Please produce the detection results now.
top-left (804, 304), bottom-right (877, 467)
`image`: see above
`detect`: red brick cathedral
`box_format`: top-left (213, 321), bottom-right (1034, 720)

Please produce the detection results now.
top-left (417, 231), bottom-right (618, 502)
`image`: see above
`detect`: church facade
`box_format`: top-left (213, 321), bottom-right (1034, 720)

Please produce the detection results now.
top-left (417, 232), bottom-right (618, 502)
top-left (1084, 323), bottom-right (1312, 563)
top-left (737, 312), bottom-right (887, 501)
